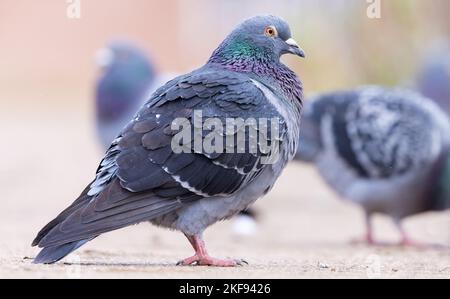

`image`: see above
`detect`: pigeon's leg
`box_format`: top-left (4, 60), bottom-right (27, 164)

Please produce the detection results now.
top-left (395, 221), bottom-right (416, 246)
top-left (351, 212), bottom-right (376, 245)
top-left (394, 220), bottom-right (448, 249)
top-left (177, 234), bottom-right (247, 267)
top-left (394, 220), bottom-right (439, 248)
top-left (364, 213), bottom-right (375, 244)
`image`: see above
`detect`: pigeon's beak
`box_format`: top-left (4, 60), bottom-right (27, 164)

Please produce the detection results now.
top-left (285, 38), bottom-right (306, 58)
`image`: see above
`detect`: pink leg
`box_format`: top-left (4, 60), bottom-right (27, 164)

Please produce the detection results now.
top-left (353, 216), bottom-right (447, 248)
top-left (177, 234), bottom-right (248, 267)
top-left (394, 221), bottom-right (441, 248)
top-left (352, 212), bottom-right (378, 245)
top-left (390, 220), bottom-right (447, 249)
top-left (397, 222), bottom-right (415, 246)
top-left (364, 213), bottom-right (375, 244)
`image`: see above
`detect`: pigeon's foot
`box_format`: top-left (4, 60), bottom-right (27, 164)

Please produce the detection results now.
top-left (394, 221), bottom-right (446, 249)
top-left (398, 233), bottom-right (424, 247)
top-left (351, 212), bottom-right (393, 246)
top-left (350, 235), bottom-right (446, 249)
top-left (350, 226), bottom-right (381, 246)
top-left (350, 236), bottom-right (395, 247)
top-left (398, 235), bottom-right (448, 250)
top-left (177, 255), bottom-right (247, 267)
top-left (351, 222), bottom-right (448, 249)
top-left (178, 233), bottom-right (248, 267)
top-left (350, 236), bottom-right (372, 246)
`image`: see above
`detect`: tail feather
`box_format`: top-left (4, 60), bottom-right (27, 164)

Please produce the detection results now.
top-left (32, 184), bottom-right (93, 247)
top-left (33, 240), bottom-right (89, 264)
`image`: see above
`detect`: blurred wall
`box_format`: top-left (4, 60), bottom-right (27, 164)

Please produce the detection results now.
top-left (1, 0), bottom-right (450, 106)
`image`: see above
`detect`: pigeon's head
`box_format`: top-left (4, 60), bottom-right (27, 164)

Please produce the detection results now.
top-left (210, 15), bottom-right (305, 64)
top-left (95, 41), bottom-right (156, 79)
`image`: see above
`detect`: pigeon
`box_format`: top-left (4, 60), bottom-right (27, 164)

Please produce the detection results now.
top-left (95, 41), bottom-right (259, 237)
top-left (32, 15), bottom-right (305, 266)
top-left (95, 41), bottom-right (175, 149)
top-left (416, 44), bottom-right (450, 115)
top-left (295, 86), bottom-right (450, 246)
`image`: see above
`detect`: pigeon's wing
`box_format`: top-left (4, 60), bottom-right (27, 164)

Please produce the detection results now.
top-left (34, 69), bottom-right (287, 248)
top-left (329, 88), bottom-right (441, 179)
top-left (112, 70), bottom-right (286, 196)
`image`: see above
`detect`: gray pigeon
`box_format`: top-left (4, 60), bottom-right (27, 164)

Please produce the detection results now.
top-left (95, 41), bottom-right (259, 236)
top-left (95, 41), bottom-right (175, 149)
top-left (295, 86), bottom-right (450, 246)
top-left (416, 43), bottom-right (450, 116)
top-left (32, 15), bottom-right (305, 266)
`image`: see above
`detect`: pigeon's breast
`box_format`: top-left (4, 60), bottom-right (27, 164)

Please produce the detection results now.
top-left (250, 79), bottom-right (302, 161)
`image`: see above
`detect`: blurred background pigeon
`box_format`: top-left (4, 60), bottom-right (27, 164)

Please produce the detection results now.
top-left (33, 15), bottom-right (305, 266)
top-left (295, 86), bottom-right (450, 246)
top-left (94, 41), bottom-right (259, 237)
top-left (95, 41), bottom-right (175, 150)
top-left (416, 42), bottom-right (450, 116)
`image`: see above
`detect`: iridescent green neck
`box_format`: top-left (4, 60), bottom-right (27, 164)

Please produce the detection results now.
top-left (229, 41), bottom-right (256, 56)
top-left (207, 35), bottom-right (303, 104)
top-left (208, 36), bottom-right (274, 66)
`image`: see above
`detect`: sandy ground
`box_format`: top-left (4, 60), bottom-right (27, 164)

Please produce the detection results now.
top-left (1, 93), bottom-right (450, 279)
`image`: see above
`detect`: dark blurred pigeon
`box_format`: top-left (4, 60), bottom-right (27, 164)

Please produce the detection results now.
top-left (295, 86), bottom-right (450, 246)
top-left (416, 43), bottom-right (450, 115)
top-left (95, 41), bottom-right (175, 149)
top-left (32, 15), bottom-right (305, 266)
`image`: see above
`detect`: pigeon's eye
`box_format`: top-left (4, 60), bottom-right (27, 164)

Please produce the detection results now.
top-left (264, 26), bottom-right (278, 37)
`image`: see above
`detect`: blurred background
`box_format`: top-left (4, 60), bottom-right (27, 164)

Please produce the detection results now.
top-left (1, 0), bottom-right (449, 278)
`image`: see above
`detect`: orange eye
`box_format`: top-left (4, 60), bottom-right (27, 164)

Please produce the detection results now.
top-left (264, 26), bottom-right (278, 37)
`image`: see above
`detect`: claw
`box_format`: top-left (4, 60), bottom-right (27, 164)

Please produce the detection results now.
top-left (176, 255), bottom-right (248, 267)
top-left (176, 260), bottom-right (184, 266)
top-left (236, 259), bottom-right (248, 266)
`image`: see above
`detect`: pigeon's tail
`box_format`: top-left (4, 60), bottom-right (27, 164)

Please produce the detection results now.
top-left (32, 184), bottom-right (94, 264)
top-left (33, 240), bottom-right (90, 264)
top-left (32, 179), bottom-right (190, 264)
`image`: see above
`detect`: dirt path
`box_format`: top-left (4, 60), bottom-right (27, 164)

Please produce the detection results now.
top-left (1, 100), bottom-right (449, 278)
